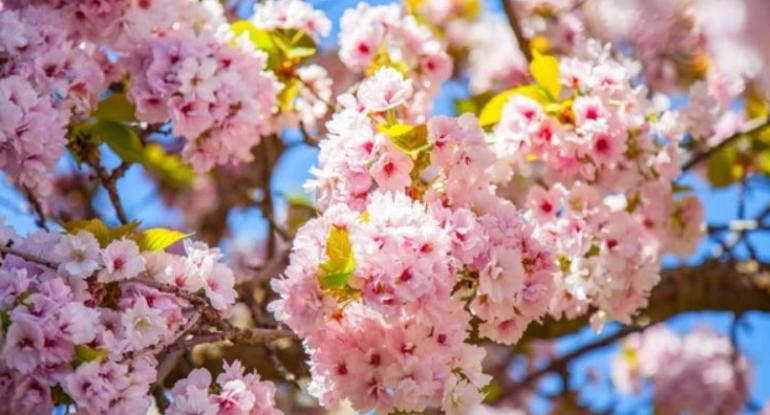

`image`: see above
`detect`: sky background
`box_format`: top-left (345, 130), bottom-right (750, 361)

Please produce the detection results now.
top-left (2, 0), bottom-right (769, 413)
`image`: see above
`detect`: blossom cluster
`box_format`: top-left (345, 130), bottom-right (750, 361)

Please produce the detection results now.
top-left (249, 0), bottom-right (333, 132)
top-left (270, 192), bottom-right (490, 414)
top-left (339, 3), bottom-right (453, 120)
top-left (128, 29), bottom-right (280, 172)
top-left (0, 5), bottom-right (105, 195)
top-left (493, 43), bottom-right (704, 256)
top-left (251, 0), bottom-right (331, 42)
top-left (279, 7), bottom-right (708, 408)
top-left (0, 218), bottom-right (254, 414)
top-left (0, 0), bottom-right (308, 185)
top-left (611, 325), bottom-right (749, 414)
top-left (168, 360), bottom-right (281, 415)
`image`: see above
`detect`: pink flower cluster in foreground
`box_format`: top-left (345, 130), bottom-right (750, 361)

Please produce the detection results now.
top-left (273, 10), bottom-right (704, 410)
top-left (0, 219), bottom-right (278, 415)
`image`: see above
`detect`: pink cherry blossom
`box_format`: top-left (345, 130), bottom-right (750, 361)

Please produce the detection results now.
top-left (98, 239), bottom-right (146, 283)
top-left (357, 67), bottom-right (414, 112)
top-left (53, 231), bottom-right (101, 279)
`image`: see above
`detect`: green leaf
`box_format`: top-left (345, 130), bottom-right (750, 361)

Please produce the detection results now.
top-left (231, 20), bottom-right (280, 69)
top-left (61, 219), bottom-right (140, 247)
top-left (89, 119), bottom-right (144, 163)
top-left (746, 84), bottom-right (769, 120)
top-left (0, 311), bottom-right (10, 332)
top-left (454, 92), bottom-right (494, 117)
top-left (272, 29), bottom-right (317, 61)
top-left (286, 192), bottom-right (316, 235)
top-left (482, 380), bottom-right (502, 403)
top-left (132, 228), bottom-right (191, 251)
top-left (757, 149), bottom-right (770, 175)
top-left (530, 50), bottom-right (561, 101)
top-left (141, 143), bottom-right (195, 190)
top-left (706, 145), bottom-right (741, 187)
top-left (377, 123), bottom-right (431, 156)
top-left (93, 92), bottom-right (137, 123)
top-left (51, 385), bottom-right (74, 406)
top-left (278, 78), bottom-right (302, 112)
top-left (318, 225), bottom-right (355, 291)
top-left (478, 85), bottom-right (547, 127)
top-left (61, 218), bottom-right (111, 246)
top-left (72, 344), bottom-right (108, 368)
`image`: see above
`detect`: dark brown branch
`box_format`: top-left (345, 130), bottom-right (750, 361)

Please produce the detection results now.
top-left (683, 116), bottom-right (770, 171)
top-left (22, 186), bottom-right (49, 231)
top-left (502, 0), bottom-right (533, 63)
top-left (0, 245), bottom-right (56, 268)
top-left (90, 161), bottom-right (129, 225)
top-left (509, 326), bottom-right (644, 393)
top-left (168, 327), bottom-right (295, 352)
top-left (522, 259), bottom-right (770, 340)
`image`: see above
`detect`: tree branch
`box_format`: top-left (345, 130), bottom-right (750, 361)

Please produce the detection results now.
top-left (522, 259), bottom-right (770, 340)
top-left (168, 327), bottom-right (295, 352)
top-left (508, 325), bottom-right (644, 394)
top-left (502, 0), bottom-right (533, 63)
top-left (683, 116), bottom-right (770, 171)
top-left (90, 160), bottom-right (130, 225)
top-left (0, 244), bottom-right (56, 268)
top-left (22, 186), bottom-right (49, 231)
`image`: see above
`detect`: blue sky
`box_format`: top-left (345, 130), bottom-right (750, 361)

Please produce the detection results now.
top-left (3, 0), bottom-right (769, 413)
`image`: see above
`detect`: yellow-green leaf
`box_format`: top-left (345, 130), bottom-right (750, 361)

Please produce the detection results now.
top-left (757, 149), bottom-right (770, 175)
top-left (88, 119), bottom-right (143, 163)
top-left (377, 123), bottom-right (430, 156)
top-left (93, 92), bottom-right (137, 123)
top-left (278, 78), bottom-right (302, 112)
top-left (60, 219), bottom-right (139, 247)
top-left (286, 193), bottom-right (316, 235)
top-left (72, 344), bottom-right (108, 368)
top-left (318, 225), bottom-right (355, 291)
top-left (454, 92), bottom-right (494, 117)
top-left (132, 228), bottom-right (191, 251)
top-left (142, 143), bottom-right (195, 191)
top-left (479, 85), bottom-right (547, 127)
top-left (530, 50), bottom-right (561, 100)
top-left (231, 21), bottom-right (279, 69)
top-left (746, 84), bottom-right (769, 120)
top-left (706, 145), bottom-right (741, 187)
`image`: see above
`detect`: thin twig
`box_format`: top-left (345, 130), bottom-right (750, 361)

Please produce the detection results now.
top-left (90, 161), bottom-right (129, 225)
top-left (299, 121), bottom-right (320, 146)
top-left (502, 0), bottom-right (533, 63)
top-left (22, 186), bottom-right (49, 231)
top-left (168, 327), bottom-right (295, 352)
top-left (683, 116), bottom-right (770, 171)
top-left (262, 207), bottom-right (290, 242)
top-left (297, 76), bottom-right (334, 113)
top-left (508, 326), bottom-right (644, 392)
top-left (0, 244), bottom-right (57, 268)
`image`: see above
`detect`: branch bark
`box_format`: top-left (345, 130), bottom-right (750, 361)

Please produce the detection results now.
top-left (522, 259), bottom-right (770, 340)
top-left (683, 116), bottom-right (770, 171)
top-left (502, 0), bottom-right (533, 63)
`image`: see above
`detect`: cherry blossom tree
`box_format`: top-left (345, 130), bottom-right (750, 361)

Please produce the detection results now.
top-left (0, 0), bottom-right (769, 414)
